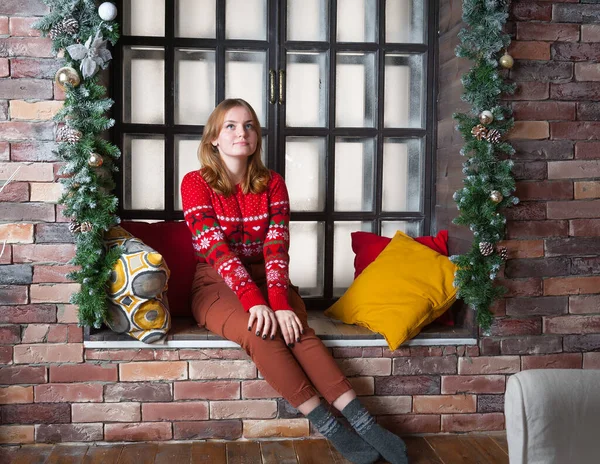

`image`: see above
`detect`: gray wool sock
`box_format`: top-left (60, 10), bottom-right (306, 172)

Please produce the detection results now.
top-left (307, 404), bottom-right (380, 464)
top-left (342, 398), bottom-right (408, 464)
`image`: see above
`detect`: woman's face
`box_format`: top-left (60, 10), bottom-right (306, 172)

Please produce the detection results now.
top-left (212, 106), bottom-right (258, 162)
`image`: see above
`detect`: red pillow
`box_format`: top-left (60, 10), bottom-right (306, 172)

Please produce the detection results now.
top-left (350, 230), bottom-right (454, 326)
top-left (121, 221), bottom-right (196, 317)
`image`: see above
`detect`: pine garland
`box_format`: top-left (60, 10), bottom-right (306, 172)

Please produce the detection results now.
top-left (451, 0), bottom-right (517, 331)
top-left (34, 1), bottom-right (121, 328)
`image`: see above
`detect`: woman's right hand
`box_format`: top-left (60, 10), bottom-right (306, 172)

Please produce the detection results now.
top-left (248, 305), bottom-right (278, 340)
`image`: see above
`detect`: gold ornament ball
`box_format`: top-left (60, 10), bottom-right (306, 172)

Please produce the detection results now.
top-left (88, 153), bottom-right (103, 167)
top-left (499, 53), bottom-right (514, 69)
top-left (490, 190), bottom-right (504, 204)
top-left (55, 66), bottom-right (81, 90)
top-left (479, 110), bottom-right (494, 125)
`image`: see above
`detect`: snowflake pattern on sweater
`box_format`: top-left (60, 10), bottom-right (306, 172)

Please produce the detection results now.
top-left (181, 170), bottom-right (292, 312)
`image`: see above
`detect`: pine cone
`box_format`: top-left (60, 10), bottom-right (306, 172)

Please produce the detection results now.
top-left (479, 241), bottom-right (494, 257)
top-left (62, 17), bottom-right (79, 35)
top-left (485, 128), bottom-right (502, 144)
top-left (68, 218), bottom-right (81, 234)
top-left (57, 126), bottom-right (82, 144)
top-left (80, 222), bottom-right (93, 233)
top-left (471, 124), bottom-right (488, 141)
top-left (498, 246), bottom-right (508, 261)
top-left (48, 23), bottom-right (65, 40)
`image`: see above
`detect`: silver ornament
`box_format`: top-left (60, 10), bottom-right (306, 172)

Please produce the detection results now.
top-left (66, 31), bottom-right (113, 79)
top-left (479, 110), bottom-right (494, 125)
top-left (98, 2), bottom-right (118, 21)
top-left (490, 190), bottom-right (503, 203)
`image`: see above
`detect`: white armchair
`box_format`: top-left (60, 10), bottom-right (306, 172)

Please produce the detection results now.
top-left (504, 369), bottom-right (600, 464)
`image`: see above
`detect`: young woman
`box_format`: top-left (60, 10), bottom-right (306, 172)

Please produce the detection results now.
top-left (181, 98), bottom-right (408, 464)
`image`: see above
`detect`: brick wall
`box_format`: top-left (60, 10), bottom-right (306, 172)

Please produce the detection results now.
top-left (0, 0), bottom-right (599, 448)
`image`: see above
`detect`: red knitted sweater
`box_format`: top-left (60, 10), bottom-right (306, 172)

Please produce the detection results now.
top-left (181, 169), bottom-right (292, 312)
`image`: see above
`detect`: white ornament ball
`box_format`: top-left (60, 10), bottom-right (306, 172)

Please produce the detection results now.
top-left (98, 2), bottom-right (118, 21)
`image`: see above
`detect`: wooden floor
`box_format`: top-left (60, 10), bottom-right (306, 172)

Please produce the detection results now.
top-left (3, 434), bottom-right (508, 464)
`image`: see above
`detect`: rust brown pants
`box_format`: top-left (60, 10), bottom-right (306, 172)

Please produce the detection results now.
top-left (191, 262), bottom-right (352, 408)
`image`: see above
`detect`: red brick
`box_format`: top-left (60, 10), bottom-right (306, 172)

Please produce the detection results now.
top-left (0, 224), bottom-right (34, 244)
top-left (409, 347), bottom-right (445, 357)
top-left (507, 220), bottom-right (568, 239)
top-left (0, 366), bottom-right (46, 385)
top-left (174, 380), bottom-right (240, 400)
top-left (0, 183), bottom-right (29, 202)
top-left (0, 163), bottom-right (55, 182)
top-left (0, 386), bottom-right (33, 404)
top-left (0, 141), bottom-right (8, 160)
top-left (21, 324), bottom-right (49, 343)
top-left (392, 357), bottom-right (457, 375)
top-left (0, 16), bottom-right (7, 35)
top-left (0, 325), bottom-right (20, 344)
top-left (511, 159), bottom-right (550, 180)
top-left (499, 240), bottom-right (544, 259)
top-left (583, 353), bottom-right (600, 369)
top-left (521, 353), bottom-right (582, 370)
top-left (544, 315), bottom-right (600, 334)
top-left (512, 102), bottom-right (575, 121)
top-left (582, 25), bottom-right (600, 43)
top-left (500, 335), bottom-right (563, 355)
top-left (210, 400), bottom-right (277, 419)
top-left (575, 141), bottom-right (600, 160)
top-left (508, 121), bottom-right (550, 140)
top-left (505, 202), bottom-right (547, 221)
top-left (1, 403), bottom-right (70, 424)
top-left (441, 413), bottom-right (504, 432)
top-left (499, 278), bottom-right (543, 298)
top-left (359, 396), bottom-right (413, 415)
top-left (35, 424), bottom-right (103, 443)
top-left (142, 402), bottom-right (208, 421)
top-left (504, 82), bottom-right (549, 101)
top-left (57, 305), bottom-right (78, 324)
top-left (0, 305), bottom-right (55, 323)
top-left (564, 334), bottom-right (600, 352)
top-left (29, 283), bottom-right (79, 304)
top-left (0, 58), bottom-right (7, 78)
top-left (381, 347), bottom-right (410, 357)
top-left (85, 349), bottom-right (158, 362)
top-left (12, 244), bottom-right (76, 264)
top-left (552, 43), bottom-right (600, 62)
top-left (0, 121), bottom-right (55, 141)
top-left (0, 425), bottom-right (34, 444)
top-left (243, 419), bottom-right (310, 438)
top-left (104, 382), bottom-right (172, 402)
top-left (516, 22), bottom-right (579, 42)
top-left (105, 422), bottom-right (172, 442)
top-left (14, 344), bottom-right (83, 364)
top-left (348, 377), bottom-right (375, 396)
top-left (10, 141), bottom-right (59, 162)
top-left (413, 395), bottom-right (476, 414)
top-left (511, 2), bottom-right (552, 21)
top-left (174, 420), bottom-right (242, 440)
top-left (9, 17), bottom-right (40, 37)
top-left (552, 160), bottom-right (600, 180)
top-left (509, 41), bottom-right (550, 60)
top-left (67, 324), bottom-right (82, 344)
top-left (49, 363), bottom-right (117, 383)
top-left (486, 318), bottom-right (542, 337)
top-left (570, 295), bottom-right (600, 314)
top-left (178, 349), bottom-right (250, 360)
top-left (375, 376), bottom-right (440, 395)
top-left (377, 414), bottom-right (441, 435)
top-left (120, 361), bottom-right (188, 381)
top-left (548, 200), bottom-right (600, 219)
top-left (552, 121), bottom-right (600, 140)
top-left (189, 360), bottom-right (256, 380)
top-left (0, 203), bottom-right (55, 222)
top-left (336, 358), bottom-right (391, 376)
top-left (544, 276), bottom-right (600, 295)
top-left (505, 257), bottom-right (570, 279)
top-left (0, 346), bottom-right (11, 365)
top-left (546, 237), bottom-right (600, 256)
top-left (72, 403), bottom-right (140, 423)
top-left (441, 375), bottom-right (505, 395)
top-left (458, 356), bottom-right (520, 375)
top-left (0, 37), bottom-right (52, 57)
top-left (575, 181), bottom-right (600, 200)
top-left (515, 181), bottom-right (572, 201)
top-left (0, 285), bottom-right (28, 305)
top-left (34, 384), bottom-right (103, 403)
top-left (241, 380), bottom-right (280, 399)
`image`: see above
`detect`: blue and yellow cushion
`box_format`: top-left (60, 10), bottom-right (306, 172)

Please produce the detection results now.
top-left (104, 226), bottom-right (171, 343)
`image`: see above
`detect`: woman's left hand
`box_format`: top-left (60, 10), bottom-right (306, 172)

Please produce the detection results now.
top-left (274, 310), bottom-right (303, 346)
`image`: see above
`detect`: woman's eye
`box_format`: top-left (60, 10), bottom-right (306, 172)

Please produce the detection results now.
top-left (226, 124), bottom-right (234, 129)
top-left (245, 123), bottom-right (253, 129)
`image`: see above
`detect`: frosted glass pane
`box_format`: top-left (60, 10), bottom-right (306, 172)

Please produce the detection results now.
top-left (226, 0), bottom-right (266, 40)
top-left (123, 135), bottom-right (165, 210)
top-left (124, 0), bottom-right (165, 37)
top-left (288, 0), bottom-right (328, 41)
top-left (386, 0), bottom-right (425, 44)
top-left (333, 222), bottom-right (372, 296)
top-left (225, 51), bottom-right (267, 126)
top-left (175, 49), bottom-right (216, 125)
top-left (123, 47), bottom-right (164, 124)
top-left (286, 52), bottom-right (328, 127)
top-left (382, 138), bottom-right (422, 212)
top-left (175, 135), bottom-right (201, 211)
top-left (337, 0), bottom-right (376, 42)
top-left (385, 54), bottom-right (424, 128)
top-left (381, 221), bottom-right (422, 238)
top-left (336, 52), bottom-right (376, 127)
top-left (334, 138), bottom-right (374, 211)
top-left (176, 0), bottom-right (216, 38)
top-left (286, 137), bottom-right (326, 212)
top-left (289, 222), bottom-right (325, 297)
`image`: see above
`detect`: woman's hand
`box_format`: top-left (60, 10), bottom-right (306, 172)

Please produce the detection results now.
top-left (275, 310), bottom-right (304, 346)
top-left (248, 305), bottom-right (278, 340)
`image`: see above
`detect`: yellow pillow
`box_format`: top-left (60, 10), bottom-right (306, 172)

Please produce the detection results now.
top-left (324, 230), bottom-right (458, 350)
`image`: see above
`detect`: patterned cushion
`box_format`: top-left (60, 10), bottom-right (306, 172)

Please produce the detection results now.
top-left (104, 226), bottom-right (171, 343)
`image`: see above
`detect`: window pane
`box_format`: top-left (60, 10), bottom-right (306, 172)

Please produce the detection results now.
top-left (289, 221), bottom-right (325, 297)
top-left (335, 137), bottom-right (374, 211)
top-left (175, 49), bottom-right (216, 125)
top-left (123, 0), bottom-right (165, 37)
top-left (333, 221), bottom-right (372, 296)
top-left (381, 221), bottom-right (422, 238)
top-left (175, 0), bottom-right (216, 38)
top-left (336, 52), bottom-right (376, 127)
top-left (285, 137), bottom-right (326, 212)
top-left (226, 0), bottom-right (266, 40)
top-left (123, 135), bottom-right (165, 210)
top-left (287, 0), bottom-right (329, 41)
top-left (123, 47), bottom-right (164, 124)
top-left (386, 0), bottom-right (425, 44)
top-left (382, 138), bottom-right (423, 212)
top-left (385, 53), bottom-right (424, 128)
top-left (286, 51), bottom-right (328, 127)
top-left (337, 0), bottom-right (376, 43)
top-left (175, 135), bottom-right (201, 211)
top-left (225, 50), bottom-right (267, 126)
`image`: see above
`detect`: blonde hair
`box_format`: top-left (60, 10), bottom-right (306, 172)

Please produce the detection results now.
top-left (198, 98), bottom-right (271, 196)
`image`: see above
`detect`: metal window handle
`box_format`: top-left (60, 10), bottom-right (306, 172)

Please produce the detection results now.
top-left (269, 69), bottom-right (276, 104)
top-left (278, 70), bottom-right (285, 104)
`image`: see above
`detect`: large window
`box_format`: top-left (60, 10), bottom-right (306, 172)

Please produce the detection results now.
top-left (113, 0), bottom-right (437, 309)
